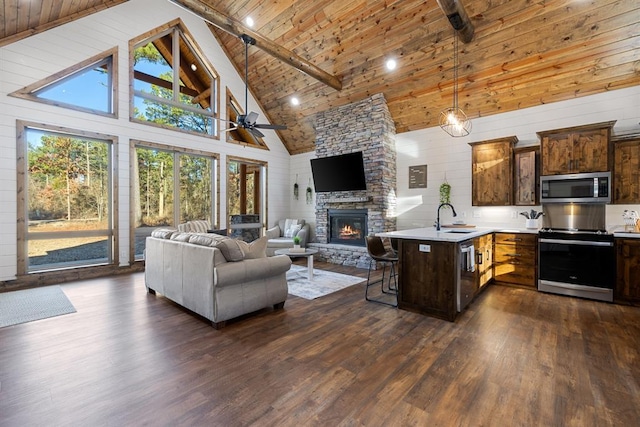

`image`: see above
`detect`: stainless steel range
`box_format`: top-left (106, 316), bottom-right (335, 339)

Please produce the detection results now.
top-left (538, 203), bottom-right (615, 302)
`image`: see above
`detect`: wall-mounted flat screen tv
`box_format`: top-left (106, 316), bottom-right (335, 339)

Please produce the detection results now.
top-left (310, 151), bottom-right (367, 192)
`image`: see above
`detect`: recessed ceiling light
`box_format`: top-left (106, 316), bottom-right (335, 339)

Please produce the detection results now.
top-left (190, 63), bottom-right (197, 71)
top-left (291, 97), bottom-right (300, 106)
top-left (386, 59), bottom-right (397, 71)
top-left (245, 17), bottom-right (254, 27)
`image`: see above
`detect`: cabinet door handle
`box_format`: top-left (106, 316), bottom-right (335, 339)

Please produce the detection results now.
top-left (506, 253), bottom-right (521, 257)
top-left (477, 252), bottom-right (483, 265)
top-left (506, 238), bottom-right (523, 242)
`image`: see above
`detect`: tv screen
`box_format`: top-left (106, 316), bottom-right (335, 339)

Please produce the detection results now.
top-left (310, 151), bottom-right (367, 192)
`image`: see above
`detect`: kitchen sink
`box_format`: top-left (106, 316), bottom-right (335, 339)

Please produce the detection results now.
top-left (441, 229), bottom-right (475, 234)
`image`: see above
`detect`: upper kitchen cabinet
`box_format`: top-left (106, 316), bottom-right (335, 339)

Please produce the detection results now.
top-left (469, 136), bottom-right (518, 206)
top-left (513, 146), bottom-right (539, 206)
top-left (613, 133), bottom-right (640, 204)
top-left (538, 121), bottom-right (615, 176)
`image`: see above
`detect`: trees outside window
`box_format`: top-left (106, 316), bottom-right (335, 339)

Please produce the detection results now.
top-left (18, 124), bottom-right (115, 273)
top-left (133, 144), bottom-right (218, 260)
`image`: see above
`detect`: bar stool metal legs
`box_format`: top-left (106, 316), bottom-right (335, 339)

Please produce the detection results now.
top-left (365, 236), bottom-right (398, 307)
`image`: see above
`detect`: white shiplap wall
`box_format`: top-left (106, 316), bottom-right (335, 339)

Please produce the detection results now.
top-left (0, 0), bottom-right (291, 280)
top-left (291, 85), bottom-right (640, 238)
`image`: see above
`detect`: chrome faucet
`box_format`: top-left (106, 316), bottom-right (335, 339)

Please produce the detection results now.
top-left (436, 203), bottom-right (457, 231)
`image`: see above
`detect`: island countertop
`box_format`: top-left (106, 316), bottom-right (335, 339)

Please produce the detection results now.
top-left (377, 227), bottom-right (537, 242)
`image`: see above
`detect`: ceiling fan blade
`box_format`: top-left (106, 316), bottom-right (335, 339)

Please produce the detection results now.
top-left (247, 127), bottom-right (265, 138)
top-left (254, 123), bottom-right (288, 130)
top-left (245, 111), bottom-right (259, 126)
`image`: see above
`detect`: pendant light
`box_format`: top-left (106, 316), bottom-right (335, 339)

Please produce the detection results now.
top-left (440, 29), bottom-right (471, 137)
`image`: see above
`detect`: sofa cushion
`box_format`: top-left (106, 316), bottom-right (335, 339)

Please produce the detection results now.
top-left (237, 236), bottom-right (268, 259)
top-left (170, 232), bottom-right (193, 242)
top-left (189, 233), bottom-right (227, 247)
top-left (151, 228), bottom-right (176, 239)
top-left (217, 239), bottom-right (245, 262)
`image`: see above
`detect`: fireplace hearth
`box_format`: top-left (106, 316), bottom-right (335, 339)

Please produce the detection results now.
top-left (328, 209), bottom-right (367, 246)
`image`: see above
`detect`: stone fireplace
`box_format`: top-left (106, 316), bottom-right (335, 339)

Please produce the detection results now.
top-left (328, 209), bottom-right (367, 246)
top-left (309, 93), bottom-right (397, 268)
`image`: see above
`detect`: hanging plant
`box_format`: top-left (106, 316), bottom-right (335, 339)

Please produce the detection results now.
top-left (439, 176), bottom-right (451, 207)
top-left (293, 174), bottom-right (299, 200)
top-left (306, 178), bottom-right (313, 204)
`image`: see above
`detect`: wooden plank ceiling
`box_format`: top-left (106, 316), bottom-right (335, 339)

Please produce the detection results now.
top-left (2, 0), bottom-right (639, 155)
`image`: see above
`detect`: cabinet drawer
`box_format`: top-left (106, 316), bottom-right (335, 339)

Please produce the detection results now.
top-left (494, 244), bottom-right (536, 263)
top-left (495, 233), bottom-right (536, 246)
top-left (494, 262), bottom-right (536, 287)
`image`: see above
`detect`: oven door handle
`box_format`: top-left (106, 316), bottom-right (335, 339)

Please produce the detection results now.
top-left (539, 238), bottom-right (613, 247)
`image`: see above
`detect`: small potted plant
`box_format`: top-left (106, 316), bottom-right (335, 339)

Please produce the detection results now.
top-left (291, 235), bottom-right (305, 253)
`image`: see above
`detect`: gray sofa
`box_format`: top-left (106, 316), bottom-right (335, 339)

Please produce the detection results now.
top-left (145, 229), bottom-right (291, 328)
top-left (265, 218), bottom-right (311, 256)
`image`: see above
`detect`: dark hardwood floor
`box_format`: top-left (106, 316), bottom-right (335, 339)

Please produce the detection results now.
top-left (1, 261), bottom-right (639, 426)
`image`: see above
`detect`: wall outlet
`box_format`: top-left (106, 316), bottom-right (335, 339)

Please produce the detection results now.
top-left (419, 244), bottom-right (431, 252)
top-left (460, 211), bottom-right (467, 218)
top-left (511, 210), bottom-right (518, 219)
top-left (473, 211), bottom-right (481, 218)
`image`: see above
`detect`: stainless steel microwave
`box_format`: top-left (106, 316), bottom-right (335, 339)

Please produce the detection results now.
top-left (540, 172), bottom-right (611, 203)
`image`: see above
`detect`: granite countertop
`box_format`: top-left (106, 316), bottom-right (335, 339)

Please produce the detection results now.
top-left (377, 227), bottom-right (538, 243)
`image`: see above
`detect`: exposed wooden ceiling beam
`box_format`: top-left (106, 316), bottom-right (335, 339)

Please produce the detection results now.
top-left (436, 0), bottom-right (475, 43)
top-left (167, 0), bottom-right (343, 91)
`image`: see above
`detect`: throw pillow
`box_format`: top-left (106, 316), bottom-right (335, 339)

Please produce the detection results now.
top-left (283, 218), bottom-right (298, 236)
top-left (170, 232), bottom-right (193, 242)
top-left (284, 224), bottom-right (302, 238)
top-left (189, 234), bottom-right (227, 247)
top-left (217, 239), bottom-right (245, 262)
top-left (151, 228), bottom-right (176, 239)
top-left (237, 236), bottom-right (268, 259)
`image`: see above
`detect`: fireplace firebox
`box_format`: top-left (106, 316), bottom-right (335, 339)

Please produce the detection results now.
top-left (328, 209), bottom-right (367, 246)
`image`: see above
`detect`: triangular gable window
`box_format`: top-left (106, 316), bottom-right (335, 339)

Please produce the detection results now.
top-left (130, 19), bottom-right (220, 137)
top-left (226, 88), bottom-right (268, 149)
top-left (10, 48), bottom-right (117, 117)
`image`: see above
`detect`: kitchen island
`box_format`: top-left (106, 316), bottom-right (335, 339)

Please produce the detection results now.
top-left (377, 227), bottom-right (526, 321)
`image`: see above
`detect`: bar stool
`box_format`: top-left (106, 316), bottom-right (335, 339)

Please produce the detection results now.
top-left (365, 236), bottom-right (398, 307)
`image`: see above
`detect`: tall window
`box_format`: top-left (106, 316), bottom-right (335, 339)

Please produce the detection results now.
top-left (131, 21), bottom-right (220, 137)
top-left (17, 123), bottom-right (116, 273)
top-left (227, 157), bottom-right (267, 241)
top-left (133, 143), bottom-right (219, 260)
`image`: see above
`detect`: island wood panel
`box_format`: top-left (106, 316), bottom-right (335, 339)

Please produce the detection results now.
top-left (613, 136), bottom-right (640, 204)
top-left (397, 239), bottom-right (457, 322)
top-left (615, 238), bottom-right (640, 303)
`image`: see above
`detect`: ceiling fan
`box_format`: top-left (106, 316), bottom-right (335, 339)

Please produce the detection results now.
top-left (227, 34), bottom-right (287, 138)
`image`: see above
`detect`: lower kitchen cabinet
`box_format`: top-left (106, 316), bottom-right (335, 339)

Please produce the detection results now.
top-left (615, 238), bottom-right (640, 303)
top-left (494, 232), bottom-right (537, 287)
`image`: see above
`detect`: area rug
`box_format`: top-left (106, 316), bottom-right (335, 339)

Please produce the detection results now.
top-left (0, 285), bottom-right (76, 328)
top-left (286, 265), bottom-right (364, 300)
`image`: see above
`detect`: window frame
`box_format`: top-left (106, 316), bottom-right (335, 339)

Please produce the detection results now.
top-left (9, 48), bottom-right (118, 118)
top-left (129, 19), bottom-right (221, 139)
top-left (130, 140), bottom-right (220, 262)
top-left (16, 120), bottom-right (119, 275)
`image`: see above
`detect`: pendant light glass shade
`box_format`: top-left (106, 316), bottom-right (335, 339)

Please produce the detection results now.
top-left (439, 107), bottom-right (471, 137)
top-left (440, 30), bottom-right (471, 137)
